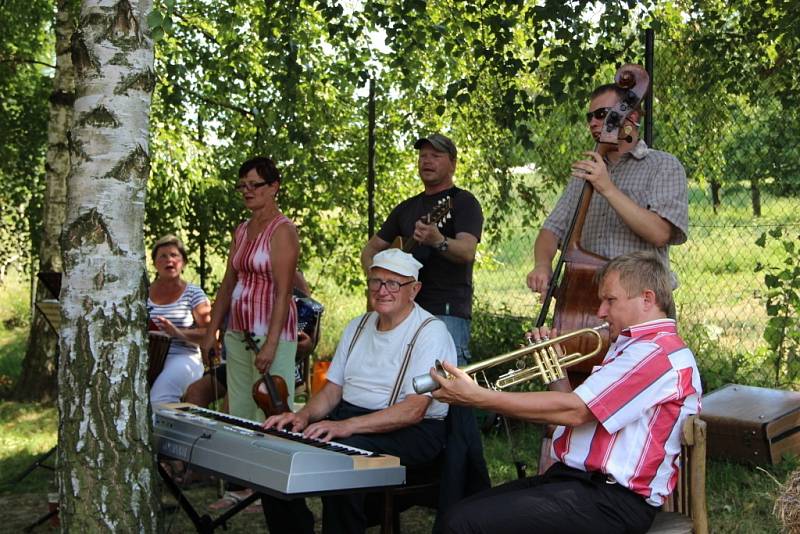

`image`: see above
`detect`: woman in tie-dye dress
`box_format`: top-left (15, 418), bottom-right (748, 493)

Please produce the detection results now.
top-left (203, 156), bottom-right (299, 423)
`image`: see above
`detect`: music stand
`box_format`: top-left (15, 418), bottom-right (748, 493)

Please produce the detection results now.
top-left (34, 272), bottom-right (62, 335)
top-left (37, 272), bottom-right (62, 298)
top-left (19, 272), bottom-right (63, 530)
top-left (34, 300), bottom-right (61, 334)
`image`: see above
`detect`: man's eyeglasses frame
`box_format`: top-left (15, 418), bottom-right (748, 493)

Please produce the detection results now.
top-left (585, 107), bottom-right (612, 122)
top-left (367, 278), bottom-right (416, 293)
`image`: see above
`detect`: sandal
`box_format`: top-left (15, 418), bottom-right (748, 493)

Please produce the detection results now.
top-left (208, 489), bottom-right (255, 511)
top-left (174, 468), bottom-right (207, 487)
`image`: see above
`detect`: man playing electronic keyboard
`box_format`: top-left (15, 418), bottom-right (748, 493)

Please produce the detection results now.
top-left (433, 251), bottom-right (701, 534)
top-left (527, 83), bottom-right (688, 299)
top-left (361, 133), bottom-right (483, 365)
top-left (261, 248), bottom-right (457, 534)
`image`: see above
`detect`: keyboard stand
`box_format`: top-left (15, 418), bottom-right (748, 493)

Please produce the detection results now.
top-left (158, 463), bottom-right (261, 534)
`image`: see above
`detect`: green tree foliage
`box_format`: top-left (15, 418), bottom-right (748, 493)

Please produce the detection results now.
top-left (721, 99), bottom-right (800, 200)
top-left (681, 0), bottom-right (799, 106)
top-left (0, 0), bottom-right (53, 280)
top-left (145, 0), bottom-right (657, 284)
top-left (5, 0), bottom-right (800, 290)
top-left (644, 1), bottom-right (799, 209)
top-left (755, 228), bottom-right (800, 386)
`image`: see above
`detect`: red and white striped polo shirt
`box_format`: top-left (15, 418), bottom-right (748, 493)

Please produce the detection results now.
top-left (228, 216), bottom-right (297, 341)
top-left (551, 318), bottom-right (701, 506)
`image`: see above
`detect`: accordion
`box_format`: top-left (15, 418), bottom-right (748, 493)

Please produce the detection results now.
top-left (295, 293), bottom-right (324, 336)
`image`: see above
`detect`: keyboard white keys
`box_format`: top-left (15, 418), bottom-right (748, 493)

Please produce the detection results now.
top-left (154, 403), bottom-right (406, 495)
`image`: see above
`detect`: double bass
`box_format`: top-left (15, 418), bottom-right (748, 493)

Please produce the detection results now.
top-left (532, 64), bottom-right (650, 474)
top-left (536, 64), bottom-right (651, 386)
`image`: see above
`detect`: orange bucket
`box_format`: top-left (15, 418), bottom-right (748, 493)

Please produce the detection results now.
top-left (311, 360), bottom-right (330, 395)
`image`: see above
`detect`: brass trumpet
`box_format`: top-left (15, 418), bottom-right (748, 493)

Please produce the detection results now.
top-left (412, 323), bottom-right (608, 394)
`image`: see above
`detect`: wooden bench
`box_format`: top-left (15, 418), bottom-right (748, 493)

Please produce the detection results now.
top-left (648, 415), bottom-right (708, 534)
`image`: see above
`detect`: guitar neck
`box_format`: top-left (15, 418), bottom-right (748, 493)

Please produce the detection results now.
top-left (387, 198), bottom-right (451, 254)
top-left (389, 235), bottom-right (418, 253)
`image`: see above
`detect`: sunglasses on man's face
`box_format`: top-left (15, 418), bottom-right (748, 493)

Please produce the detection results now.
top-left (585, 107), bottom-right (612, 122)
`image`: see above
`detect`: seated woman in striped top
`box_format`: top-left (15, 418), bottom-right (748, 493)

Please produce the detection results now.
top-left (148, 235), bottom-right (211, 406)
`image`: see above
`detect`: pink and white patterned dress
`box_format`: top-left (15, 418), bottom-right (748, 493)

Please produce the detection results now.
top-left (228, 215), bottom-right (297, 340)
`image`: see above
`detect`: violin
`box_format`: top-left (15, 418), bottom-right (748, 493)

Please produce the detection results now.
top-left (243, 332), bottom-right (291, 416)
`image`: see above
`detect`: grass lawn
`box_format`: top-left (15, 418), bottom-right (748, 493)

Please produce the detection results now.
top-left (0, 398), bottom-right (794, 532)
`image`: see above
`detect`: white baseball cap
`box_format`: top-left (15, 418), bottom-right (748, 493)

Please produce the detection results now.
top-left (370, 249), bottom-right (423, 280)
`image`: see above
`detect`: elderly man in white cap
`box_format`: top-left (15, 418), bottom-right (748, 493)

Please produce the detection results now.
top-left (260, 248), bottom-right (458, 534)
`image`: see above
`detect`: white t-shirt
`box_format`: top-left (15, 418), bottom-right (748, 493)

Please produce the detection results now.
top-left (327, 304), bottom-right (456, 419)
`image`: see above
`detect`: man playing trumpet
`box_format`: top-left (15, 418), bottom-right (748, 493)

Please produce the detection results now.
top-left (431, 251), bottom-right (701, 534)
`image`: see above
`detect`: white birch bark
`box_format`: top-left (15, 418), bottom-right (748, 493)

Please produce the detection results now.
top-left (58, 0), bottom-right (158, 530)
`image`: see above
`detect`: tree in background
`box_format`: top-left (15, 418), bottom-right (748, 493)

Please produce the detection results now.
top-left (8, 0), bottom-right (800, 401)
top-left (0, 0), bottom-right (52, 281)
top-left (656, 0), bottom-right (800, 211)
top-left (144, 0), bottom-right (652, 285)
top-left (721, 99), bottom-right (800, 216)
top-left (57, 0), bottom-right (159, 529)
top-left (14, 0), bottom-right (77, 402)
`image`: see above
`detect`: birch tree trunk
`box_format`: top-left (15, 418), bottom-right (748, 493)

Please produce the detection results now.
top-left (14, 0), bottom-right (74, 402)
top-left (57, 0), bottom-right (158, 530)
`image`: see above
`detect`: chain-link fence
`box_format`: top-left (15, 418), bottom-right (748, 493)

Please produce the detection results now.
top-left (460, 31), bottom-right (800, 393)
top-left (656, 33), bottom-right (800, 390)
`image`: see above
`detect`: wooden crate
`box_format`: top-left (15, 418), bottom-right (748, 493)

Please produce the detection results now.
top-left (700, 384), bottom-right (800, 464)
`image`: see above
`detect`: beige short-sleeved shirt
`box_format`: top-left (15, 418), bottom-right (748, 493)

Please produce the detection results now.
top-left (543, 140), bottom-right (688, 285)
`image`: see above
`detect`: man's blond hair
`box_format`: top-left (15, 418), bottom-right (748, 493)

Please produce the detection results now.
top-left (595, 251), bottom-right (673, 314)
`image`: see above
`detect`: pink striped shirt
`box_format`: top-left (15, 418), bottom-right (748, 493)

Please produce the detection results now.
top-left (228, 215), bottom-right (297, 340)
top-left (552, 319), bottom-right (701, 506)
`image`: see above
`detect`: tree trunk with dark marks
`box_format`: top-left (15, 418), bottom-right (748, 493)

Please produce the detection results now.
top-left (14, 0), bottom-right (74, 403)
top-left (57, 0), bottom-right (158, 530)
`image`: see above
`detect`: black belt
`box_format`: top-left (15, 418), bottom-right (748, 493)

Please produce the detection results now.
top-left (545, 463), bottom-right (620, 489)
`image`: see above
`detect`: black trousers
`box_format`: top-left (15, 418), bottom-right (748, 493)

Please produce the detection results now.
top-left (261, 401), bottom-right (446, 534)
top-left (443, 463), bottom-right (658, 534)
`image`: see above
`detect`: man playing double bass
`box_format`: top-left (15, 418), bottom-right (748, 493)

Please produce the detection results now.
top-left (433, 251), bottom-right (702, 534)
top-left (527, 82), bottom-right (689, 302)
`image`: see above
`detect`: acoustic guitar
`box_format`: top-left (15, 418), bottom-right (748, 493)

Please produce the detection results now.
top-left (390, 196), bottom-right (453, 252)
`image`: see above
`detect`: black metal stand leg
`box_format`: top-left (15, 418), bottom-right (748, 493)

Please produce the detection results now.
top-left (22, 509), bottom-right (58, 533)
top-left (158, 463), bottom-right (260, 533)
top-left (14, 446), bottom-right (57, 483)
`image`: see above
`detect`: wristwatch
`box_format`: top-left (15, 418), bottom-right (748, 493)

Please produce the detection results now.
top-left (436, 237), bottom-right (449, 252)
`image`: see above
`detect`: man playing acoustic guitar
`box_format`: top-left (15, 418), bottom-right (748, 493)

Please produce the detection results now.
top-left (361, 134), bottom-right (484, 365)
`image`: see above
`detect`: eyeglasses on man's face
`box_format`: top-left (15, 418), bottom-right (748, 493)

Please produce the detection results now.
top-left (367, 277), bottom-right (415, 293)
top-left (235, 181), bottom-right (270, 192)
top-left (585, 107), bottom-right (612, 122)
